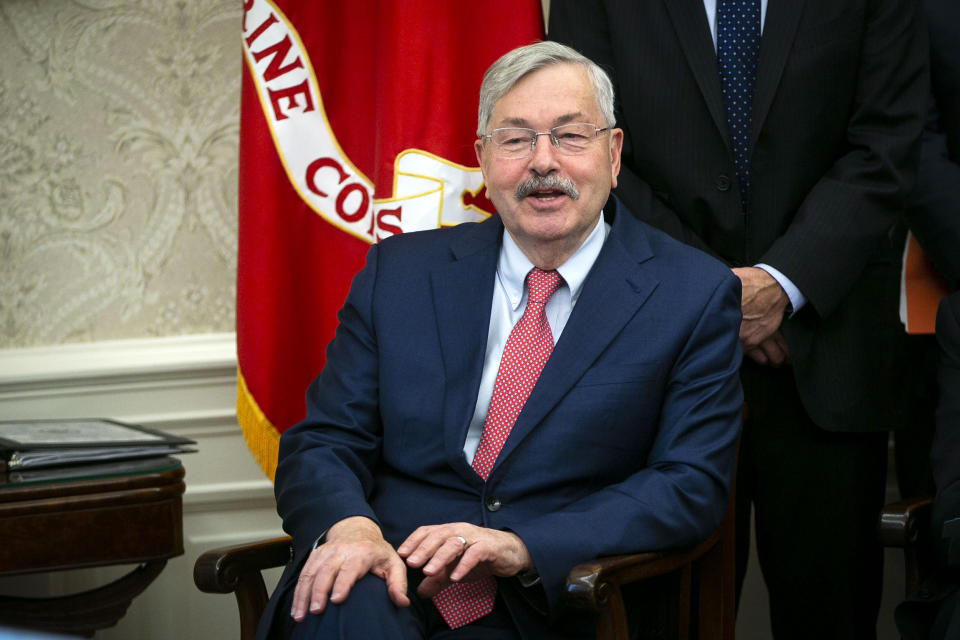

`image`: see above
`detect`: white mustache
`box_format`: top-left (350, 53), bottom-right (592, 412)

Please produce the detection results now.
top-left (514, 175), bottom-right (579, 201)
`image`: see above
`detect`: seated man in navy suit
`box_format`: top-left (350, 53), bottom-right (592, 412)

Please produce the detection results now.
top-left (257, 41), bottom-right (744, 639)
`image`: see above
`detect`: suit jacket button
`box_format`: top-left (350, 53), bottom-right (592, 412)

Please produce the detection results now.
top-left (715, 174), bottom-right (731, 192)
top-left (485, 496), bottom-right (502, 512)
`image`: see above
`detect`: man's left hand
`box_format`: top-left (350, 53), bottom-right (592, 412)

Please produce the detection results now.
top-left (744, 331), bottom-right (790, 367)
top-left (397, 523), bottom-right (533, 598)
top-left (732, 267), bottom-right (790, 363)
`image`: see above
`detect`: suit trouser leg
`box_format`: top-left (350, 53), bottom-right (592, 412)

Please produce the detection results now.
top-left (265, 573), bottom-right (425, 639)
top-left (735, 361), bottom-right (888, 640)
top-left (894, 333), bottom-right (938, 500)
top-left (265, 572), bottom-right (524, 639)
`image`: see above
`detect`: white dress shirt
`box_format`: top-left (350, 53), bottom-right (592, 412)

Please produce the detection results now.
top-left (462, 214), bottom-right (609, 464)
top-left (702, 0), bottom-right (768, 45)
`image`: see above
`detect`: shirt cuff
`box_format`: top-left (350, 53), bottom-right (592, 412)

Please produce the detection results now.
top-left (313, 532), bottom-right (327, 549)
top-left (756, 263), bottom-right (806, 315)
top-left (517, 568), bottom-right (541, 587)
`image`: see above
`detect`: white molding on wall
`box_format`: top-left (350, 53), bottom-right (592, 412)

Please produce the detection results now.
top-left (0, 332), bottom-right (237, 390)
top-left (130, 410), bottom-right (243, 437)
top-left (184, 479), bottom-right (277, 512)
top-left (0, 333), bottom-right (239, 422)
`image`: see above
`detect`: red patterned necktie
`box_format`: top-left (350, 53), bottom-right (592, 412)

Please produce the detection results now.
top-left (432, 267), bottom-right (564, 629)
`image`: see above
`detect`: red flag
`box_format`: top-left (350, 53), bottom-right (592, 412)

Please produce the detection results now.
top-left (237, 0), bottom-right (544, 478)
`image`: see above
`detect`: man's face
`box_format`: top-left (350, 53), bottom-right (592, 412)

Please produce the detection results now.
top-left (475, 63), bottom-right (622, 259)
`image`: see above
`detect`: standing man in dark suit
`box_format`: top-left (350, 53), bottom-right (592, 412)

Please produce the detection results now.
top-left (549, 2), bottom-right (928, 638)
top-left (255, 41), bottom-right (744, 639)
top-left (896, 0), bottom-right (960, 636)
top-left (896, 292), bottom-right (960, 640)
top-left (926, 291), bottom-right (960, 638)
top-left (929, 291), bottom-right (960, 638)
top-left (895, 0), bottom-right (960, 553)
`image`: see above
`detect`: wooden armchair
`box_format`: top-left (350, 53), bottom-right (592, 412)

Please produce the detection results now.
top-left (194, 489), bottom-right (735, 640)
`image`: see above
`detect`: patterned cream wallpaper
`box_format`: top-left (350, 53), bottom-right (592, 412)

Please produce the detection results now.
top-left (0, 0), bottom-right (241, 348)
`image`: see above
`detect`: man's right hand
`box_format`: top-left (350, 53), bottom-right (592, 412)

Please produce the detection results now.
top-left (290, 516), bottom-right (410, 622)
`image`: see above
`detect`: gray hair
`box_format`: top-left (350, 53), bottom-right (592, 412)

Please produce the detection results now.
top-left (476, 41), bottom-right (616, 137)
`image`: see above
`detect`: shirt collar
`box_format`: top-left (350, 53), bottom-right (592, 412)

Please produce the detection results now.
top-left (499, 213), bottom-right (609, 310)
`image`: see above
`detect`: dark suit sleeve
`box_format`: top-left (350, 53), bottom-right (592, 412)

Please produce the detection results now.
top-left (509, 271), bottom-right (744, 610)
top-left (761, 0), bottom-right (928, 316)
top-left (273, 245), bottom-right (384, 562)
top-left (548, 0), bottom-right (720, 259)
top-left (906, 98), bottom-right (960, 291)
top-left (906, 0), bottom-right (960, 291)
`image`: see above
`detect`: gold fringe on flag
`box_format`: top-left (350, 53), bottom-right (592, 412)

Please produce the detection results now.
top-left (237, 368), bottom-right (281, 481)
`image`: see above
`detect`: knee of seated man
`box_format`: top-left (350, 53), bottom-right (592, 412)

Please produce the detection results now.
top-left (280, 574), bottom-right (419, 639)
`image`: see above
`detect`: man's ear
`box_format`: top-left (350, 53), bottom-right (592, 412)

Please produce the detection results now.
top-left (609, 128), bottom-right (624, 188)
top-left (474, 138), bottom-right (486, 169)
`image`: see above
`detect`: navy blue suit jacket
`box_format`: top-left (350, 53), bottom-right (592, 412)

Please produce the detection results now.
top-left (260, 196), bottom-right (743, 637)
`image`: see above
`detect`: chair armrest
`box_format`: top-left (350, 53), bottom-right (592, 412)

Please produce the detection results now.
top-left (565, 527), bottom-right (721, 613)
top-left (878, 497), bottom-right (933, 548)
top-left (194, 536), bottom-right (293, 594)
top-left (879, 497), bottom-right (934, 598)
top-left (565, 526), bottom-right (731, 640)
top-left (194, 536), bottom-right (293, 640)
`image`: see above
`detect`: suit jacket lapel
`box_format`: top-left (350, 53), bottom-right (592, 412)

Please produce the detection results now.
top-left (664, 0), bottom-right (806, 160)
top-left (491, 204), bottom-right (660, 473)
top-left (663, 0), bottom-right (730, 148)
top-left (750, 0), bottom-right (805, 151)
top-left (432, 217), bottom-right (501, 483)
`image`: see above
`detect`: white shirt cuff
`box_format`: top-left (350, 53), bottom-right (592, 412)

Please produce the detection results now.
top-left (756, 263), bottom-right (806, 315)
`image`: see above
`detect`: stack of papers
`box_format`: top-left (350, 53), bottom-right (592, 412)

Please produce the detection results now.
top-left (0, 419), bottom-right (196, 472)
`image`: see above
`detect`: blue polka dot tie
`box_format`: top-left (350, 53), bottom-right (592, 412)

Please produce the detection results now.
top-left (717, 0), bottom-right (760, 212)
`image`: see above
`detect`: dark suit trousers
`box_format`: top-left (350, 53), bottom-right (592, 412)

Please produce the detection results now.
top-left (737, 361), bottom-right (889, 639)
top-left (263, 573), bottom-right (524, 640)
top-left (895, 333), bottom-right (938, 500)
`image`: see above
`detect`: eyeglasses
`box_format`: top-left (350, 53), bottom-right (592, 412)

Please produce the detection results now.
top-left (481, 123), bottom-right (610, 159)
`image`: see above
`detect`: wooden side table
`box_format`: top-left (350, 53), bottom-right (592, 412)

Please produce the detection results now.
top-left (0, 457), bottom-right (185, 637)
